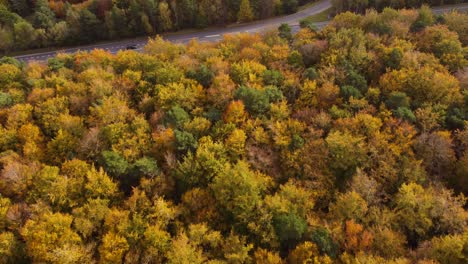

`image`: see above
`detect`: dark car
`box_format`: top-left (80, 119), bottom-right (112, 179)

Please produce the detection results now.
top-left (126, 44), bottom-right (137, 50)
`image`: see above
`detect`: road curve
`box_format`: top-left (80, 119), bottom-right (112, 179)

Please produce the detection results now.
top-left (10, 1), bottom-right (468, 63)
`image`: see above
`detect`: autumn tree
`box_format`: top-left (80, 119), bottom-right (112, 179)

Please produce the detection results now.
top-left (237, 0), bottom-right (254, 23)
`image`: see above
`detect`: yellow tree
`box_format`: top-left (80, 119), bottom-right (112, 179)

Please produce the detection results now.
top-left (237, 0), bottom-right (254, 23)
top-left (21, 212), bottom-right (90, 263)
top-left (158, 2), bottom-right (173, 31)
top-left (99, 232), bottom-right (129, 264)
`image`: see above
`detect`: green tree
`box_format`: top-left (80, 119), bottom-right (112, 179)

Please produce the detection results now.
top-left (0, 26), bottom-right (13, 53)
top-left (411, 5), bottom-right (434, 32)
top-left (278, 23), bottom-right (292, 40)
top-left (326, 130), bottom-right (367, 179)
top-left (33, 0), bottom-right (56, 30)
top-left (211, 161), bottom-right (271, 228)
top-left (13, 21), bottom-right (35, 49)
top-left (282, 0), bottom-right (299, 14)
top-left (79, 9), bottom-right (102, 42)
top-left (101, 150), bottom-right (129, 177)
top-left (237, 0), bottom-right (254, 23)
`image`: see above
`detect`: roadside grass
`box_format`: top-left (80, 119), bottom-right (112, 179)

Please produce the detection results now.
top-left (302, 7), bottom-right (332, 22)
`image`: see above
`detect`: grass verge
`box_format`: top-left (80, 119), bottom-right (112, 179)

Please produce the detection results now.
top-left (303, 7), bottom-right (332, 22)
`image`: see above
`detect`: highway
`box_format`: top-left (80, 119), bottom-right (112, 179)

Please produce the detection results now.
top-left (12, 0), bottom-right (331, 63)
top-left (10, 0), bottom-right (468, 63)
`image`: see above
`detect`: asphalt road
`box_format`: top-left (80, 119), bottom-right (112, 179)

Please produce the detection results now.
top-left (11, 0), bottom-right (468, 63)
top-left (13, 0), bottom-right (331, 63)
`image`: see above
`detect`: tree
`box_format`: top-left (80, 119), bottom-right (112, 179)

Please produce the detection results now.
top-left (411, 5), bottom-right (434, 32)
top-left (46, 129), bottom-right (79, 164)
top-left (33, 0), bottom-right (56, 30)
top-left (272, 211), bottom-right (307, 248)
top-left (7, 0), bottom-right (30, 17)
top-left (379, 66), bottom-right (462, 108)
top-left (326, 131), bottom-right (367, 180)
top-left (309, 227), bottom-right (338, 258)
top-left (342, 220), bottom-right (373, 254)
top-left (416, 25), bottom-right (465, 72)
top-left (0, 26), bottom-right (13, 53)
top-left (237, 0), bottom-right (254, 22)
top-left (186, 64), bottom-right (214, 88)
top-left (165, 105), bottom-right (190, 128)
top-left (0, 63), bottom-right (20, 85)
top-left (106, 5), bottom-right (128, 38)
top-left (142, 224), bottom-right (170, 262)
top-left (73, 198), bottom-right (110, 239)
top-left (413, 131), bottom-right (456, 179)
top-left (79, 9), bottom-right (102, 42)
top-left (253, 248), bottom-right (283, 264)
top-left (443, 11), bottom-right (468, 45)
top-left (158, 2), bottom-right (173, 31)
top-left (176, 136), bottom-right (228, 190)
top-left (282, 0), bottom-right (299, 14)
top-left (225, 128), bottom-right (247, 159)
top-left (84, 167), bottom-right (119, 200)
top-left (211, 161), bottom-right (271, 228)
top-left (49, 21), bottom-right (69, 45)
top-left (395, 183), bottom-right (466, 246)
top-left (101, 150), bottom-right (129, 177)
top-left (222, 232), bottom-right (253, 263)
top-left (13, 21), bottom-right (35, 49)
top-left (330, 191), bottom-right (368, 223)
top-left (371, 228), bottom-right (406, 259)
top-left (0, 231), bottom-right (26, 264)
top-left (421, 233), bottom-right (468, 264)
top-left (99, 232), bottom-right (129, 264)
top-left (21, 212), bottom-right (89, 263)
top-left (166, 233), bottom-right (205, 264)
top-left (234, 86), bottom-right (283, 117)
top-left (278, 23), bottom-right (292, 40)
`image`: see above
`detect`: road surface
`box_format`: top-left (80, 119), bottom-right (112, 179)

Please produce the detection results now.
top-left (10, 0), bottom-right (468, 63)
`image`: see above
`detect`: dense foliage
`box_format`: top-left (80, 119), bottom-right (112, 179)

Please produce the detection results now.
top-left (332, 0), bottom-right (466, 13)
top-left (0, 0), bottom-right (310, 53)
top-left (0, 6), bottom-right (467, 264)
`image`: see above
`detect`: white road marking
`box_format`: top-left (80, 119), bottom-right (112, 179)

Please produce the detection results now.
top-left (205, 34), bottom-right (220, 38)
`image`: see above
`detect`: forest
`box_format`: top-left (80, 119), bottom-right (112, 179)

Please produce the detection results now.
top-left (0, 0), bottom-right (465, 53)
top-left (0, 4), bottom-right (467, 264)
top-left (0, 0), bottom-right (308, 53)
top-left (332, 0), bottom-right (467, 13)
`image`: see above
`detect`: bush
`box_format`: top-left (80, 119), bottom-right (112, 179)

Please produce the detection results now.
top-left (299, 17), bottom-right (319, 32)
top-left (278, 23), bottom-right (292, 40)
